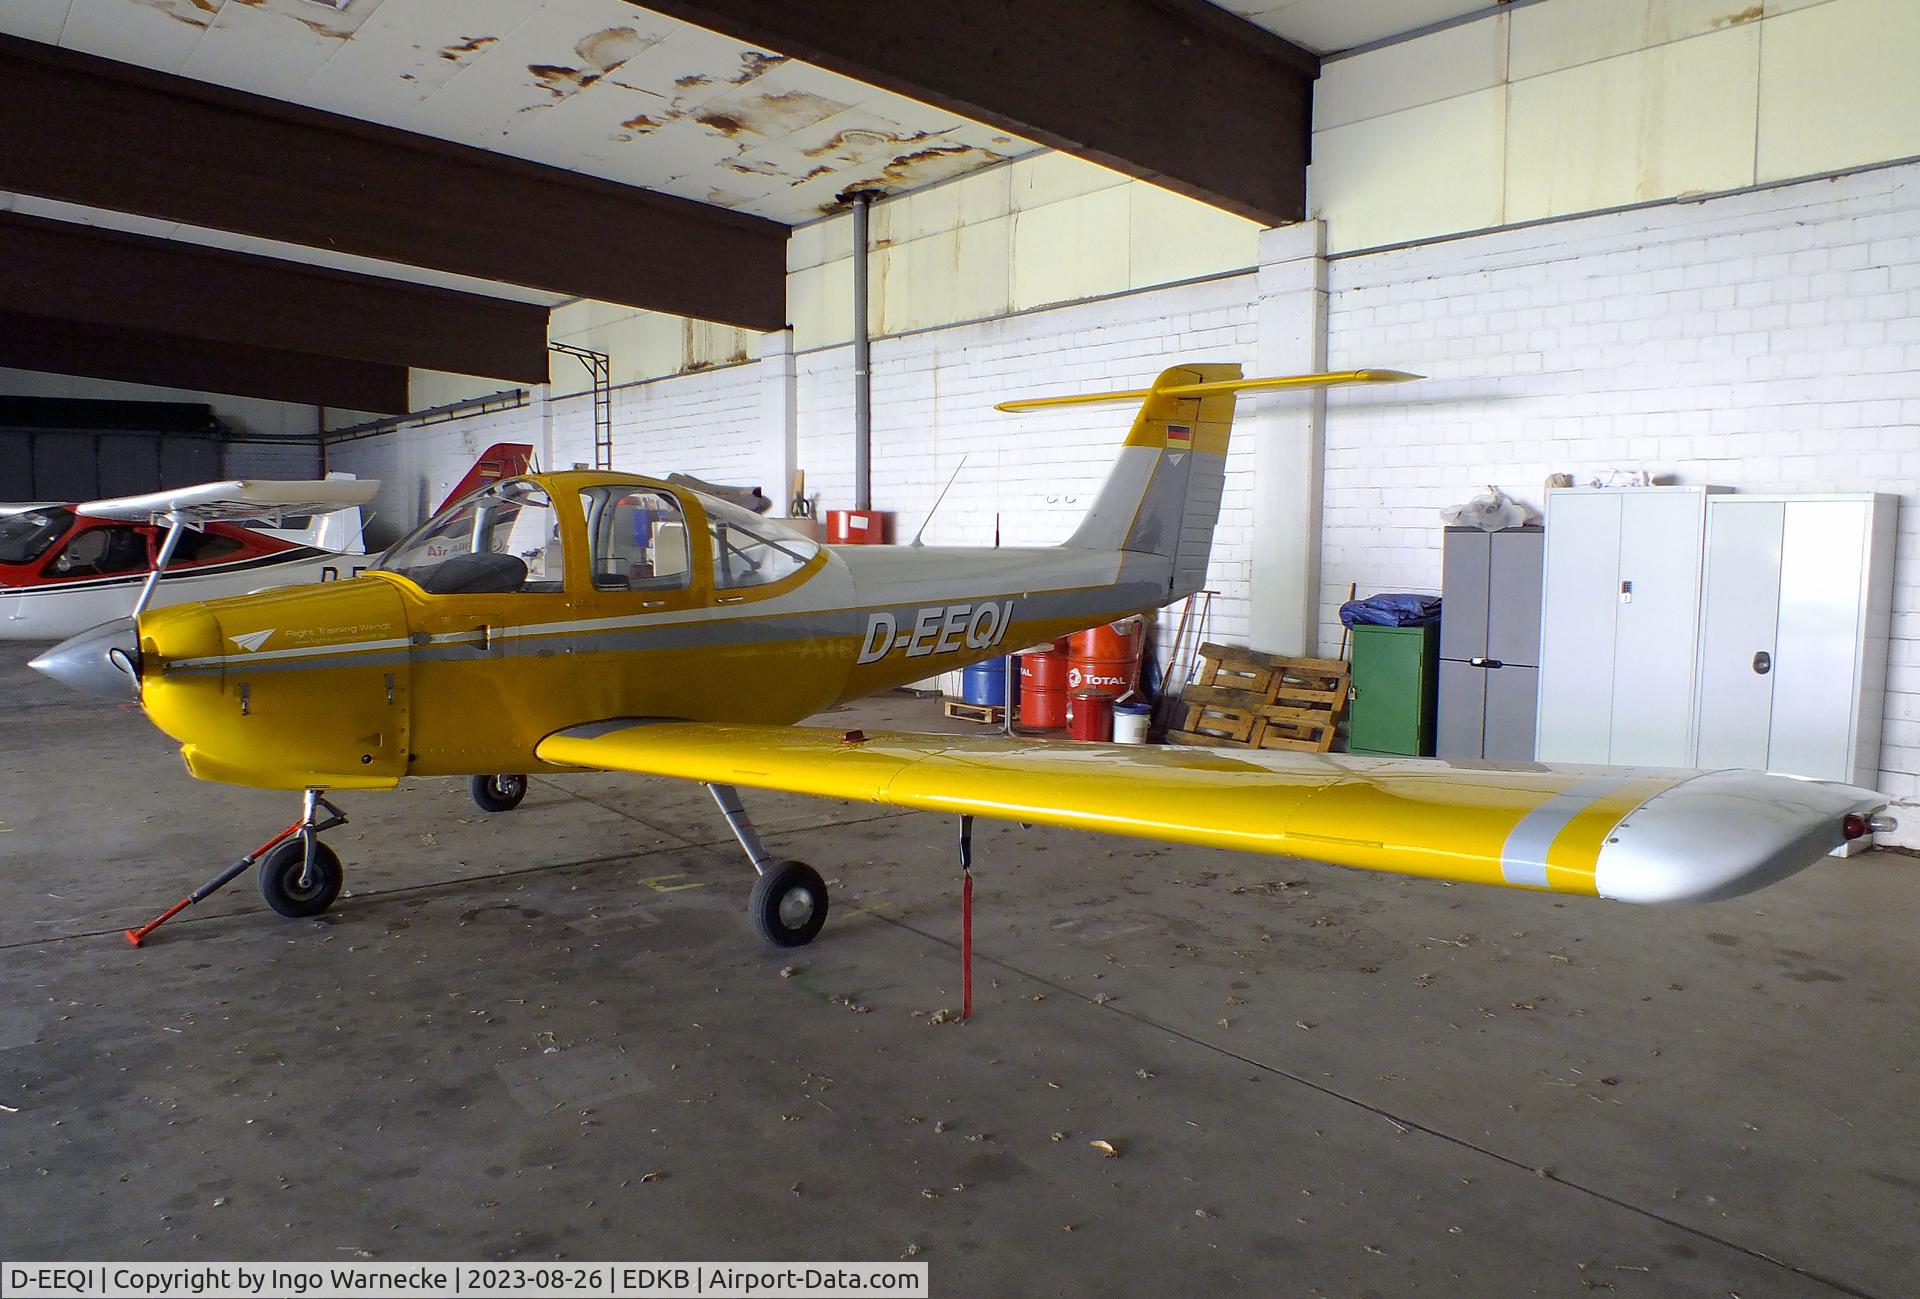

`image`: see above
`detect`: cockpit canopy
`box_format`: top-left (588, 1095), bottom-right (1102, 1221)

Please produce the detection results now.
top-left (373, 476), bottom-right (820, 597)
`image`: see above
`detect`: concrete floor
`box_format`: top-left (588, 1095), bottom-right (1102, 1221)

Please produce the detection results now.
top-left (2, 654), bottom-right (1916, 1298)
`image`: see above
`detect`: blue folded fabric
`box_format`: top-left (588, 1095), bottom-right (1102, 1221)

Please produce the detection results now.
top-left (1339, 593), bottom-right (1441, 628)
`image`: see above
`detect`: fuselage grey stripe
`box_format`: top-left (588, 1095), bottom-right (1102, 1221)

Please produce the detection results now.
top-left (1500, 777), bottom-right (1625, 887)
top-left (160, 578), bottom-right (1169, 678)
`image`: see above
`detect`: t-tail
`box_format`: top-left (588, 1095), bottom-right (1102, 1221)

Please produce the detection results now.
top-left (1002, 364), bottom-right (1422, 604)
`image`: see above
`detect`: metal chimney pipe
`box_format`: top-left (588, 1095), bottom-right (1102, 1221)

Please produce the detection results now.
top-left (849, 189), bottom-right (877, 512)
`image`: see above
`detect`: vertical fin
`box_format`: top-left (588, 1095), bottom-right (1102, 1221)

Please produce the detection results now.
top-left (1064, 363), bottom-right (1242, 601)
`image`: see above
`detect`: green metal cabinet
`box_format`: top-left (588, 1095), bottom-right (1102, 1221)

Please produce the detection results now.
top-left (1347, 623), bottom-right (1439, 756)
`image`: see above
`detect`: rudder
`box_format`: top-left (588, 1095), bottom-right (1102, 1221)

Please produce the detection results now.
top-left (1064, 363), bottom-right (1241, 601)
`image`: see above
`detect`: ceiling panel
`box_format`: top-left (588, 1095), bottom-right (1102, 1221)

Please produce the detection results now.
top-left (1213, 0), bottom-right (1501, 56)
top-left (0, 0), bottom-right (1037, 224)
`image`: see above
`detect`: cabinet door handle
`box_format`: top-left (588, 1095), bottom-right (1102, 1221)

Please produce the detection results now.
top-left (1469, 657), bottom-right (1504, 669)
top-left (1753, 650), bottom-right (1772, 675)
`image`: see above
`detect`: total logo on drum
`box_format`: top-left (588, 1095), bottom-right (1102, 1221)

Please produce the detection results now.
top-left (1067, 665), bottom-right (1130, 690)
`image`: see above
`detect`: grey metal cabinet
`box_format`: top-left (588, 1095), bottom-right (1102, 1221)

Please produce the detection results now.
top-left (1535, 487), bottom-right (1727, 767)
top-left (1694, 494), bottom-right (1897, 787)
top-left (1437, 526), bottom-right (1544, 761)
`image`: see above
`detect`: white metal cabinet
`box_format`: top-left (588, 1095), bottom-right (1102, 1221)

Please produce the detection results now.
top-left (1536, 487), bottom-right (1725, 766)
top-left (1694, 494), bottom-right (1897, 786)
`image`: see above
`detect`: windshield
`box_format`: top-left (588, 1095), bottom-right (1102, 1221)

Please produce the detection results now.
top-left (0, 508), bottom-right (72, 566)
top-left (704, 494), bottom-right (819, 589)
top-left (375, 480), bottom-right (566, 594)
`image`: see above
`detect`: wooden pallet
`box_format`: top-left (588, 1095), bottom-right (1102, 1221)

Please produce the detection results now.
top-left (942, 699), bottom-right (1006, 725)
top-left (1175, 644), bottom-right (1350, 751)
top-left (1172, 700), bottom-right (1262, 744)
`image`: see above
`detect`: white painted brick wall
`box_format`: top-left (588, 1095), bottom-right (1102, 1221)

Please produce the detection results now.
top-left (1322, 161), bottom-right (1920, 835)
top-left (327, 365), bottom-right (762, 546)
top-left (798, 276), bottom-right (1260, 653)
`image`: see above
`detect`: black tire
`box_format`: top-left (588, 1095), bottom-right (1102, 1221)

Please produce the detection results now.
top-left (749, 860), bottom-right (829, 948)
top-left (469, 773), bottom-right (528, 813)
top-left (258, 838), bottom-right (344, 918)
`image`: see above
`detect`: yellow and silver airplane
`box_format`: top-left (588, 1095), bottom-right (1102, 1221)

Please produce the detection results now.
top-left (31, 365), bottom-right (1892, 948)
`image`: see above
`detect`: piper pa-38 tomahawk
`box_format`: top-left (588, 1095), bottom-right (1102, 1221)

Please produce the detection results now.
top-left (31, 366), bottom-right (1892, 948)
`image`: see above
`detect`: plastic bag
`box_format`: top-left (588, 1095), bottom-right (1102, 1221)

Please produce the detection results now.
top-left (1440, 485), bottom-right (1537, 532)
top-left (1340, 593), bottom-right (1441, 628)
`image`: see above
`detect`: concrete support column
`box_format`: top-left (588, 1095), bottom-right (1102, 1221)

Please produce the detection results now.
top-left (1249, 220), bottom-right (1329, 656)
top-left (759, 328), bottom-right (798, 515)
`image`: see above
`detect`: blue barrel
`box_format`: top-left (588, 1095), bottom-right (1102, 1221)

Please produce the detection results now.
top-left (961, 658), bottom-right (1013, 707)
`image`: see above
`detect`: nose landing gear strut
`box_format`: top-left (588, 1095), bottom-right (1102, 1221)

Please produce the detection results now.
top-left (124, 789), bottom-right (349, 946)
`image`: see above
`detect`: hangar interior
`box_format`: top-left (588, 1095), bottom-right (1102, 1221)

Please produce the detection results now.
top-left (4, 1), bottom-right (1919, 1295)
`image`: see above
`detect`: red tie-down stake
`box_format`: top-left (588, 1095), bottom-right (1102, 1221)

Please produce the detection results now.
top-left (959, 814), bottom-right (974, 1021)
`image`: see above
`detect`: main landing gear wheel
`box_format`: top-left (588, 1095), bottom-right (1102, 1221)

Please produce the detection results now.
top-left (469, 774), bottom-right (528, 812)
top-left (749, 860), bottom-right (829, 948)
top-left (257, 838), bottom-right (344, 918)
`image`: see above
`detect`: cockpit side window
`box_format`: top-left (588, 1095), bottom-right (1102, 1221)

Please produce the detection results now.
top-left (375, 480), bottom-right (566, 595)
top-left (0, 508), bottom-right (72, 566)
top-left (44, 525), bottom-right (149, 579)
top-left (579, 488), bottom-right (691, 592)
top-left (703, 495), bottom-right (819, 590)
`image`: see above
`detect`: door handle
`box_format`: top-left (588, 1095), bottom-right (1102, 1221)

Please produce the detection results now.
top-left (1468, 657), bottom-right (1504, 669)
top-left (1753, 650), bottom-right (1771, 675)
top-left (717, 595), bottom-right (747, 604)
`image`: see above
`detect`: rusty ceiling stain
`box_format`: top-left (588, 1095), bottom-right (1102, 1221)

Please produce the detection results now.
top-left (575, 26), bottom-right (652, 71)
top-left (1711, 4), bottom-right (1764, 26)
top-left (729, 51), bottom-right (787, 85)
top-left (880, 144), bottom-right (980, 182)
top-left (135, 0), bottom-right (212, 29)
top-left (675, 73), bottom-right (711, 89)
top-left (697, 112), bottom-right (749, 139)
top-left (527, 64), bottom-right (604, 102)
top-left (439, 35), bottom-right (498, 62)
top-left (620, 113), bottom-right (662, 133)
top-left (800, 127), bottom-right (934, 162)
top-left (812, 141), bottom-right (1011, 213)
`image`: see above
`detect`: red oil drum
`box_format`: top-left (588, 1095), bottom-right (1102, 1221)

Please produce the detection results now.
top-left (826, 510), bottom-right (891, 544)
top-left (1067, 617), bottom-right (1144, 698)
top-left (1067, 689), bottom-right (1113, 742)
top-left (1018, 647), bottom-right (1068, 729)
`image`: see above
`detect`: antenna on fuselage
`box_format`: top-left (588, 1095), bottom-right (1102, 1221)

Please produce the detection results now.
top-left (908, 454), bottom-right (969, 548)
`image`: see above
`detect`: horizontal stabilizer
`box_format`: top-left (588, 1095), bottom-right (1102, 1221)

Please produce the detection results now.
top-left (80, 479), bottom-right (381, 526)
top-left (995, 368), bottom-right (1421, 413)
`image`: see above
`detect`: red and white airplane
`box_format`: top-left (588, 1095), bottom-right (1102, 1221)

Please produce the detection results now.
top-left (0, 443), bottom-right (532, 640)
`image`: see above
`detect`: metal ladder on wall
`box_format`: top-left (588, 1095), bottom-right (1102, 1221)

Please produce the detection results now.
top-left (548, 342), bottom-right (613, 470)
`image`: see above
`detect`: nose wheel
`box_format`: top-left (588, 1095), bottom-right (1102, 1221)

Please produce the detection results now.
top-left (469, 773), bottom-right (528, 813)
top-left (258, 838), bottom-right (344, 917)
top-left (708, 783), bottom-right (829, 948)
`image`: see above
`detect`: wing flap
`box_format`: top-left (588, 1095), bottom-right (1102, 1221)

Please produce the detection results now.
top-left (80, 479), bottom-right (380, 524)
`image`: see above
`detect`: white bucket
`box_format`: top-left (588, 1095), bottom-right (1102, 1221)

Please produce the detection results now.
top-left (1112, 702), bottom-right (1152, 745)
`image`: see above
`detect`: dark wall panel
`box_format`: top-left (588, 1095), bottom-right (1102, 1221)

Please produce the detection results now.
top-left (159, 437), bottom-right (221, 489)
top-left (30, 431), bottom-right (96, 501)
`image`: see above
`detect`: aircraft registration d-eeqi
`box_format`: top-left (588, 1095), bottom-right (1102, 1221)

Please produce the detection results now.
top-left (30, 365), bottom-right (1894, 951)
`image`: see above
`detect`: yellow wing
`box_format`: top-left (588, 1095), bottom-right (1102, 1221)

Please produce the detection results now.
top-left (535, 722), bottom-right (1887, 905)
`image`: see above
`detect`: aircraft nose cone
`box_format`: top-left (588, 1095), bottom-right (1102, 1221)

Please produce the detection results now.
top-left (30, 619), bottom-right (141, 698)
